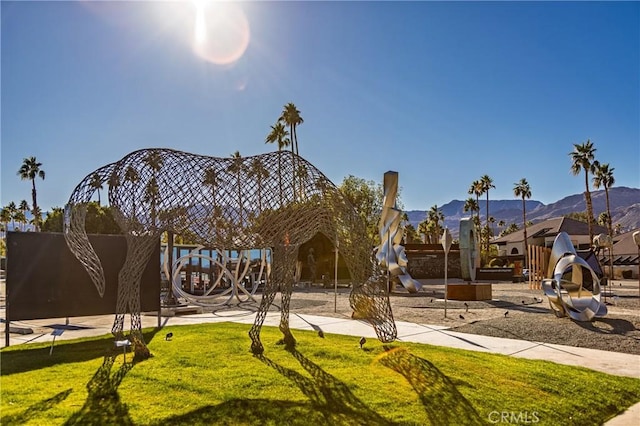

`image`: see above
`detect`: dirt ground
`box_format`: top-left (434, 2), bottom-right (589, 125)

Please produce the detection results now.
top-left (281, 279), bottom-right (640, 355)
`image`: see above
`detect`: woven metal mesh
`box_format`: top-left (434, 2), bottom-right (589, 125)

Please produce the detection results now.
top-left (65, 148), bottom-right (396, 357)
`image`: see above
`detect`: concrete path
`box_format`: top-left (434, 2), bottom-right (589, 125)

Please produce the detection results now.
top-left (2, 310), bottom-right (639, 425)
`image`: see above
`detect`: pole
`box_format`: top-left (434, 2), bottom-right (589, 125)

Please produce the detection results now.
top-left (441, 228), bottom-right (452, 319)
top-left (334, 238), bottom-right (338, 313)
top-left (633, 231), bottom-right (640, 304)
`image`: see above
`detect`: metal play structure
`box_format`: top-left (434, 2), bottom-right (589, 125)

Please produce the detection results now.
top-left (64, 148), bottom-right (396, 358)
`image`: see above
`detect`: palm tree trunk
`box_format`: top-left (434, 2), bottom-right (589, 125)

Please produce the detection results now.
top-left (605, 187), bottom-right (613, 238)
top-left (584, 172), bottom-right (594, 244)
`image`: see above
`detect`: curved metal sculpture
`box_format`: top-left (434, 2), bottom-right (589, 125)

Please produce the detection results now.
top-left (165, 246), bottom-right (268, 306)
top-left (374, 171), bottom-right (421, 293)
top-left (64, 148), bottom-right (396, 359)
top-left (541, 232), bottom-right (607, 321)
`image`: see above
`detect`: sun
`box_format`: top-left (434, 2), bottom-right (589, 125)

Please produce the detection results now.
top-left (191, 0), bottom-right (250, 66)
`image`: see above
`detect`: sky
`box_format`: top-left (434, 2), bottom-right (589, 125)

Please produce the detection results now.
top-left (2, 0), bottom-right (639, 214)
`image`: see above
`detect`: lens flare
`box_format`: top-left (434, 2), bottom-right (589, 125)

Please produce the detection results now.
top-left (192, 1), bottom-right (250, 66)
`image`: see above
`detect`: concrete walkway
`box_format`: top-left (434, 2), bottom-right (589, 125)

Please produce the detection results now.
top-left (2, 310), bottom-right (639, 425)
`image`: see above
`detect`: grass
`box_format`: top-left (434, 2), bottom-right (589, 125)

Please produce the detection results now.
top-left (1, 322), bottom-right (639, 425)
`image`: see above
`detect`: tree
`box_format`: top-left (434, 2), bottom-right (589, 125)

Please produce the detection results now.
top-left (5, 202), bottom-right (18, 233)
top-left (513, 178), bottom-right (532, 267)
top-left (265, 121), bottom-right (290, 205)
top-left (0, 206), bottom-right (12, 238)
top-left (569, 140), bottom-right (597, 244)
top-left (501, 223), bottom-right (520, 236)
top-left (339, 175), bottom-right (383, 244)
top-left (89, 172), bottom-right (104, 205)
top-left (249, 158), bottom-right (270, 212)
top-left (280, 103), bottom-right (304, 156)
top-left (592, 161), bottom-right (615, 240)
top-left (228, 151), bottom-right (247, 225)
top-left (463, 197), bottom-right (479, 218)
top-left (143, 152), bottom-right (164, 227)
top-left (17, 156), bottom-right (45, 230)
top-left (124, 166), bottom-right (140, 220)
top-left (467, 180), bottom-right (483, 223)
top-left (479, 175), bottom-right (495, 253)
top-left (427, 204), bottom-right (444, 242)
top-left (18, 200), bottom-right (29, 231)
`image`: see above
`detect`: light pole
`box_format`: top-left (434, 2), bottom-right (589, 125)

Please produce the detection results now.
top-left (633, 231), bottom-right (640, 302)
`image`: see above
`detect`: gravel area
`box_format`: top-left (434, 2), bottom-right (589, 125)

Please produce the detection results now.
top-left (285, 279), bottom-right (640, 355)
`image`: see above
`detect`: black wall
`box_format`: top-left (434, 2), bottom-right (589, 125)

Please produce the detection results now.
top-left (6, 232), bottom-right (160, 321)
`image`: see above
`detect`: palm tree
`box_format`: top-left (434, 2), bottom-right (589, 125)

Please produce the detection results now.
top-left (143, 151), bottom-right (164, 228)
top-left (124, 166), bottom-right (140, 219)
top-left (249, 158), bottom-right (270, 212)
top-left (265, 122), bottom-right (290, 205)
top-left (5, 202), bottom-right (18, 233)
top-left (280, 103), bottom-right (304, 156)
top-left (29, 206), bottom-right (42, 231)
top-left (18, 200), bottom-right (29, 231)
top-left (592, 161), bottom-right (615, 239)
top-left (427, 205), bottom-right (444, 242)
top-left (228, 151), bottom-right (246, 225)
top-left (569, 140), bottom-right (597, 244)
top-left (17, 157), bottom-right (45, 230)
top-left (463, 197), bottom-right (479, 219)
top-left (497, 219), bottom-right (506, 236)
top-left (480, 175), bottom-right (495, 252)
top-left (468, 180), bottom-right (483, 223)
top-left (89, 172), bottom-right (104, 205)
top-left (0, 206), bottom-right (12, 238)
top-left (513, 178), bottom-right (531, 267)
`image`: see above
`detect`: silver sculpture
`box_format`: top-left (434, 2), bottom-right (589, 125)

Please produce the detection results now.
top-left (459, 217), bottom-right (478, 282)
top-left (374, 171), bottom-right (421, 293)
top-left (64, 148), bottom-right (396, 359)
top-left (541, 232), bottom-right (607, 321)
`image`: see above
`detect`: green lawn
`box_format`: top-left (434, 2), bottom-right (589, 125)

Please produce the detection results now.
top-left (1, 322), bottom-right (639, 425)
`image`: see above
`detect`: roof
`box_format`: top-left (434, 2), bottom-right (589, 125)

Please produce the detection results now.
top-left (493, 217), bottom-right (608, 245)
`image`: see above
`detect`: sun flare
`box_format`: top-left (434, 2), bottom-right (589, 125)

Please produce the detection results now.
top-left (191, 0), bottom-right (250, 66)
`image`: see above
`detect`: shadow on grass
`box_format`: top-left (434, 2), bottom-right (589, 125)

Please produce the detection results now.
top-left (64, 352), bottom-right (135, 425)
top-left (153, 348), bottom-right (397, 425)
top-left (376, 346), bottom-right (483, 426)
top-left (1, 329), bottom-right (160, 376)
top-left (1, 388), bottom-right (73, 425)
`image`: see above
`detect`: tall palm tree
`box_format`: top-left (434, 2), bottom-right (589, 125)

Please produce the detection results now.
top-left (249, 158), bottom-right (270, 212)
top-left (280, 103), bottom-right (304, 156)
top-left (228, 151), bottom-right (246, 225)
top-left (143, 151), bottom-right (164, 228)
top-left (265, 122), bottom-right (290, 205)
top-left (569, 140), bottom-right (597, 244)
top-left (592, 161), bottom-right (615, 239)
top-left (468, 180), bottom-right (483, 223)
top-left (29, 206), bottom-right (42, 231)
top-left (89, 172), bottom-right (103, 205)
top-left (513, 178), bottom-right (531, 267)
top-left (480, 175), bottom-right (495, 253)
top-left (17, 157), bottom-right (45, 230)
top-left (124, 166), bottom-right (140, 220)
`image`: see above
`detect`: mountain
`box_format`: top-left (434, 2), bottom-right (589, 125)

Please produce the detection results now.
top-left (406, 186), bottom-right (640, 237)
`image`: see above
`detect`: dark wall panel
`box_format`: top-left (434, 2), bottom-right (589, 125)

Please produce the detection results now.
top-left (7, 232), bottom-right (160, 321)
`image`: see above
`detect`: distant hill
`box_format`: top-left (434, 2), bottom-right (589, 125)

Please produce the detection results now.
top-left (407, 186), bottom-right (640, 237)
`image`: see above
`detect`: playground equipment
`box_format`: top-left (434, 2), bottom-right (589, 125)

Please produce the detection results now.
top-left (541, 232), bottom-right (607, 321)
top-left (64, 148), bottom-right (396, 358)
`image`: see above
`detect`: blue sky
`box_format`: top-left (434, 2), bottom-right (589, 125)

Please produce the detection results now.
top-left (2, 1), bottom-right (638, 214)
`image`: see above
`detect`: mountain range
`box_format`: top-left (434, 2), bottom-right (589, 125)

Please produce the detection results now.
top-left (406, 186), bottom-right (640, 238)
